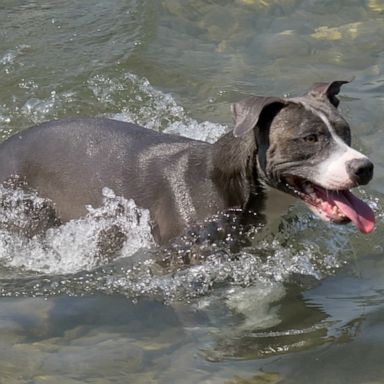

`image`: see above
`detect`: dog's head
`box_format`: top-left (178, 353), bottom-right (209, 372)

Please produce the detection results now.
top-left (231, 80), bottom-right (375, 233)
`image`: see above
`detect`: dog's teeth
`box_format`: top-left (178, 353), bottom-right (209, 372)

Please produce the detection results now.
top-left (330, 205), bottom-right (342, 216)
top-left (303, 182), bottom-right (314, 194)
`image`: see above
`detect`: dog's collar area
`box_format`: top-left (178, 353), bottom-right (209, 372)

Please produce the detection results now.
top-left (281, 175), bottom-right (375, 233)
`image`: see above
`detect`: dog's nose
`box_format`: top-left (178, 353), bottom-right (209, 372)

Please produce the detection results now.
top-left (346, 158), bottom-right (374, 185)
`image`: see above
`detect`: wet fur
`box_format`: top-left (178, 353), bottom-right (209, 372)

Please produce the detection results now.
top-left (0, 81), bottom-right (373, 247)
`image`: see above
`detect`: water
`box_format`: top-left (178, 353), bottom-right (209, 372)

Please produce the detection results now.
top-left (0, 0), bottom-right (384, 382)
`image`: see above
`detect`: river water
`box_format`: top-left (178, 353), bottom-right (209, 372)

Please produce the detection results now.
top-left (0, 1), bottom-right (384, 383)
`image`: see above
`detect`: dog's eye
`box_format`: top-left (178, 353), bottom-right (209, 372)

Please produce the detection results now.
top-left (303, 134), bottom-right (318, 143)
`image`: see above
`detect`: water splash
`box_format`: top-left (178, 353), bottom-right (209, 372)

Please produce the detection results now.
top-left (0, 221), bottom-right (356, 302)
top-left (89, 72), bottom-right (228, 142)
top-left (0, 44), bottom-right (31, 69)
top-left (2, 70), bottom-right (227, 142)
top-left (0, 186), bottom-right (154, 275)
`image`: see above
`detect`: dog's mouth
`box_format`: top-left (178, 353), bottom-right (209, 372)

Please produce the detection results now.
top-left (283, 176), bottom-right (375, 233)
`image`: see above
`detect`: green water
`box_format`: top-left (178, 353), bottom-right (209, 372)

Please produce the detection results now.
top-left (0, 1), bottom-right (384, 383)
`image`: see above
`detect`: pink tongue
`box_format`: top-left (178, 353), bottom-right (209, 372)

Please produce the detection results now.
top-left (328, 190), bottom-right (375, 233)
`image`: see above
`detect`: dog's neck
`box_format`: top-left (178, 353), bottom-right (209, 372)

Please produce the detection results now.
top-left (211, 130), bottom-right (260, 208)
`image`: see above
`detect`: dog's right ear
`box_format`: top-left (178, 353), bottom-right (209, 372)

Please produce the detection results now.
top-left (306, 78), bottom-right (354, 107)
top-left (231, 96), bottom-right (286, 138)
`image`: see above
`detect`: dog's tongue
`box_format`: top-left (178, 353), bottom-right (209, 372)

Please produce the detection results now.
top-left (328, 190), bottom-right (375, 233)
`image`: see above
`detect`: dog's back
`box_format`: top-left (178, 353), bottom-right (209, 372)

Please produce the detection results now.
top-left (0, 118), bottom-right (220, 242)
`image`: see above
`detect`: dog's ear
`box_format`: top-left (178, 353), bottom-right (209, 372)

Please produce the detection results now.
top-left (307, 78), bottom-right (354, 107)
top-left (231, 96), bottom-right (286, 137)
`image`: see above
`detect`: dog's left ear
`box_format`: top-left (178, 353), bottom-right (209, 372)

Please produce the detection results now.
top-left (231, 96), bottom-right (287, 138)
top-left (307, 78), bottom-right (353, 107)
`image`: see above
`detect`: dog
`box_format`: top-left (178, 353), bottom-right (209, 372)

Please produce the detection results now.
top-left (0, 80), bottom-right (375, 245)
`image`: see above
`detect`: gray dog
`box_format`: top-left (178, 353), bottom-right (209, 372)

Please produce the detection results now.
top-left (0, 80), bottom-right (375, 244)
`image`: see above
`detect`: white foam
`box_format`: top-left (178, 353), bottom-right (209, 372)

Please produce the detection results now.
top-left (225, 283), bottom-right (285, 330)
top-left (0, 187), bottom-right (154, 274)
top-left (0, 45), bottom-right (30, 66)
top-left (164, 120), bottom-right (227, 144)
top-left (95, 72), bottom-right (229, 143)
top-left (102, 228), bottom-right (346, 303)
